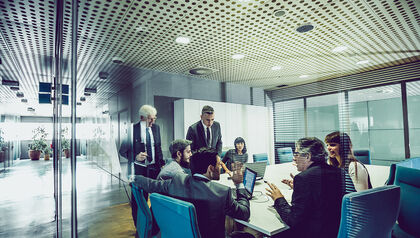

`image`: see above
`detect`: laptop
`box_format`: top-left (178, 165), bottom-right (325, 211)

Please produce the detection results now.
top-left (244, 161), bottom-right (267, 180)
top-left (243, 167), bottom-right (257, 199)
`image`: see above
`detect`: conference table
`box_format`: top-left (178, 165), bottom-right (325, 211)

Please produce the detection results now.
top-left (217, 162), bottom-right (390, 237)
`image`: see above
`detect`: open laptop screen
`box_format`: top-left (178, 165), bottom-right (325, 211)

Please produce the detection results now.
top-left (243, 167), bottom-right (257, 196)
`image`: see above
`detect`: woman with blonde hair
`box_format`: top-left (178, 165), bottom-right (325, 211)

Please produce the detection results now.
top-left (325, 131), bottom-right (372, 191)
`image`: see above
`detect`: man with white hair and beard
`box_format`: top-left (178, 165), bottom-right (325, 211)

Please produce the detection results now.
top-left (157, 139), bottom-right (192, 180)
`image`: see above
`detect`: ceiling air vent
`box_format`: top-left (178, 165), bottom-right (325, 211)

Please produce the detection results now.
top-left (2, 79), bottom-right (19, 86)
top-left (189, 67), bottom-right (216, 76)
top-left (112, 57), bottom-right (123, 64)
top-left (10, 86), bottom-right (19, 91)
top-left (85, 87), bottom-right (97, 93)
top-left (276, 84), bottom-right (288, 88)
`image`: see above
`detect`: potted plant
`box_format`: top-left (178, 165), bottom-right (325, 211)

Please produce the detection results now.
top-left (0, 128), bottom-right (6, 163)
top-left (44, 146), bottom-right (52, 161)
top-left (61, 128), bottom-right (70, 158)
top-left (28, 126), bottom-right (48, 160)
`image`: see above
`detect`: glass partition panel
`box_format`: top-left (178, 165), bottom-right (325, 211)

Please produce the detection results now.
top-left (348, 84), bottom-right (404, 165)
top-left (407, 81), bottom-right (420, 158)
top-left (307, 93), bottom-right (345, 141)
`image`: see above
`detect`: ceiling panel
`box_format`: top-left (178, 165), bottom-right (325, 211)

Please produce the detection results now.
top-left (0, 0), bottom-right (419, 115)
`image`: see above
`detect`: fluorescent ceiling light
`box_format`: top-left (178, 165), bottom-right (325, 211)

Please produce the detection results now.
top-left (232, 53), bottom-right (245, 60)
top-left (299, 75), bottom-right (309, 78)
top-left (356, 60), bottom-right (369, 65)
top-left (271, 66), bottom-right (282, 71)
top-left (332, 46), bottom-right (348, 53)
top-left (175, 36), bottom-right (191, 44)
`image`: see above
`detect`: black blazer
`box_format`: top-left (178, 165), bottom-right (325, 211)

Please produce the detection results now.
top-left (273, 162), bottom-right (354, 238)
top-left (186, 121), bottom-right (222, 155)
top-left (133, 174), bottom-right (250, 238)
top-left (132, 122), bottom-right (164, 168)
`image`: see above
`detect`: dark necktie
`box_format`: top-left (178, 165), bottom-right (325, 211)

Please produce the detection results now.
top-left (146, 127), bottom-right (153, 162)
top-left (206, 127), bottom-right (211, 147)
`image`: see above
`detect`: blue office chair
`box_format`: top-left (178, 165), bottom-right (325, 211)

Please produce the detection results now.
top-left (253, 153), bottom-right (269, 165)
top-left (353, 150), bottom-right (371, 165)
top-left (275, 147), bottom-right (293, 164)
top-left (393, 165), bottom-right (420, 238)
top-left (386, 163), bottom-right (397, 185)
top-left (131, 184), bottom-right (156, 238)
top-left (337, 185), bottom-right (400, 238)
top-left (150, 193), bottom-right (201, 238)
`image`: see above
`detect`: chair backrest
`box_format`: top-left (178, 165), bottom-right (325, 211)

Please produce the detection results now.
top-left (353, 150), bottom-right (371, 165)
top-left (386, 163), bottom-right (397, 185)
top-left (252, 153), bottom-right (269, 165)
top-left (394, 165), bottom-right (420, 238)
top-left (337, 185), bottom-right (400, 238)
top-left (275, 147), bottom-right (293, 164)
top-left (131, 184), bottom-right (154, 238)
top-left (150, 193), bottom-right (201, 238)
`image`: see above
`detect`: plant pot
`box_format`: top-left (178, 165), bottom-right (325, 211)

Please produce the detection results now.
top-left (29, 150), bottom-right (41, 160)
top-left (63, 149), bottom-right (70, 158)
top-left (44, 154), bottom-right (50, 161)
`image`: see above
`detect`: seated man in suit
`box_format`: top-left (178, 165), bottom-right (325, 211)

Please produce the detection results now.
top-left (266, 137), bottom-right (354, 238)
top-left (186, 105), bottom-right (223, 156)
top-left (157, 139), bottom-right (192, 180)
top-left (132, 148), bottom-right (250, 238)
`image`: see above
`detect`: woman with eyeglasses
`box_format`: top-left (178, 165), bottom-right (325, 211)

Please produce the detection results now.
top-left (221, 137), bottom-right (248, 176)
top-left (325, 131), bottom-right (372, 191)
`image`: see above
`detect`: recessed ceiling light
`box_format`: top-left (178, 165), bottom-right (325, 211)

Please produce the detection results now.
top-left (296, 23), bottom-right (314, 33)
top-left (175, 36), bottom-right (191, 44)
top-left (273, 9), bottom-right (286, 17)
top-left (271, 66), bottom-right (282, 71)
top-left (332, 46), bottom-right (348, 53)
top-left (232, 53), bottom-right (245, 60)
top-left (136, 26), bottom-right (147, 32)
top-left (299, 75), bottom-right (309, 79)
top-left (356, 60), bottom-right (369, 65)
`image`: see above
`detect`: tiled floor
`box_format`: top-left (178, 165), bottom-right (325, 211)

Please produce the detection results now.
top-left (0, 158), bottom-right (134, 237)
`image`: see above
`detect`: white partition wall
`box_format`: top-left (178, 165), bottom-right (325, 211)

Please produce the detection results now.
top-left (174, 99), bottom-right (274, 164)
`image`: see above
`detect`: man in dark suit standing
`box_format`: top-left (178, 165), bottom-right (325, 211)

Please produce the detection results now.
top-left (129, 105), bottom-right (165, 229)
top-left (132, 148), bottom-right (250, 238)
top-left (266, 137), bottom-right (354, 238)
top-left (186, 105), bottom-right (223, 156)
top-left (133, 104), bottom-right (164, 179)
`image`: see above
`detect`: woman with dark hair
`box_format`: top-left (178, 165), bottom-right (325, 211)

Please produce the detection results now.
top-left (221, 137), bottom-right (248, 175)
top-left (325, 131), bottom-right (372, 191)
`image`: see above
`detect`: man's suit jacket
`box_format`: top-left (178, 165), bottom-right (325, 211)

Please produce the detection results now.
top-left (186, 121), bottom-right (222, 155)
top-left (133, 174), bottom-right (250, 238)
top-left (273, 162), bottom-right (354, 238)
top-left (133, 122), bottom-right (164, 168)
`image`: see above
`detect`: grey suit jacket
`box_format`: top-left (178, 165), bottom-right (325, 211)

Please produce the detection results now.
top-left (133, 173), bottom-right (250, 238)
top-left (186, 120), bottom-right (222, 155)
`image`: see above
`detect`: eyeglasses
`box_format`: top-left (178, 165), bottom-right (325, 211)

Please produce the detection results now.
top-left (293, 152), bottom-right (307, 157)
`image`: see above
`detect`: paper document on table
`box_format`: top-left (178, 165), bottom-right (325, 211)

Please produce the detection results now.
top-left (280, 189), bottom-right (293, 204)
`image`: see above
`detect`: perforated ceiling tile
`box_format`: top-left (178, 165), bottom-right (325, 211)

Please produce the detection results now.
top-left (0, 0), bottom-right (419, 114)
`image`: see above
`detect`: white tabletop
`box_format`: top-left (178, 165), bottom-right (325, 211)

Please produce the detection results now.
top-left (216, 162), bottom-right (391, 236)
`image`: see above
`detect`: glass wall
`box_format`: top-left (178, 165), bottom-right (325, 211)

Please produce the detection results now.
top-left (407, 81), bottom-right (420, 158)
top-left (348, 84), bottom-right (404, 165)
top-left (307, 93), bottom-right (346, 141)
top-left (273, 81), bottom-right (416, 165)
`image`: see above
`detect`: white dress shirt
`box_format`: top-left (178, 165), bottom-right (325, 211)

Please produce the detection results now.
top-left (201, 121), bottom-right (212, 147)
top-left (140, 121), bottom-right (155, 165)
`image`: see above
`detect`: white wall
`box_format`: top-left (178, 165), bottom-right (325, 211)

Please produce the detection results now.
top-left (174, 99), bottom-right (275, 164)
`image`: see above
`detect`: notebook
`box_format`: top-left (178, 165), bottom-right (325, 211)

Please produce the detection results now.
top-left (244, 161), bottom-right (267, 180)
top-left (243, 167), bottom-right (257, 199)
